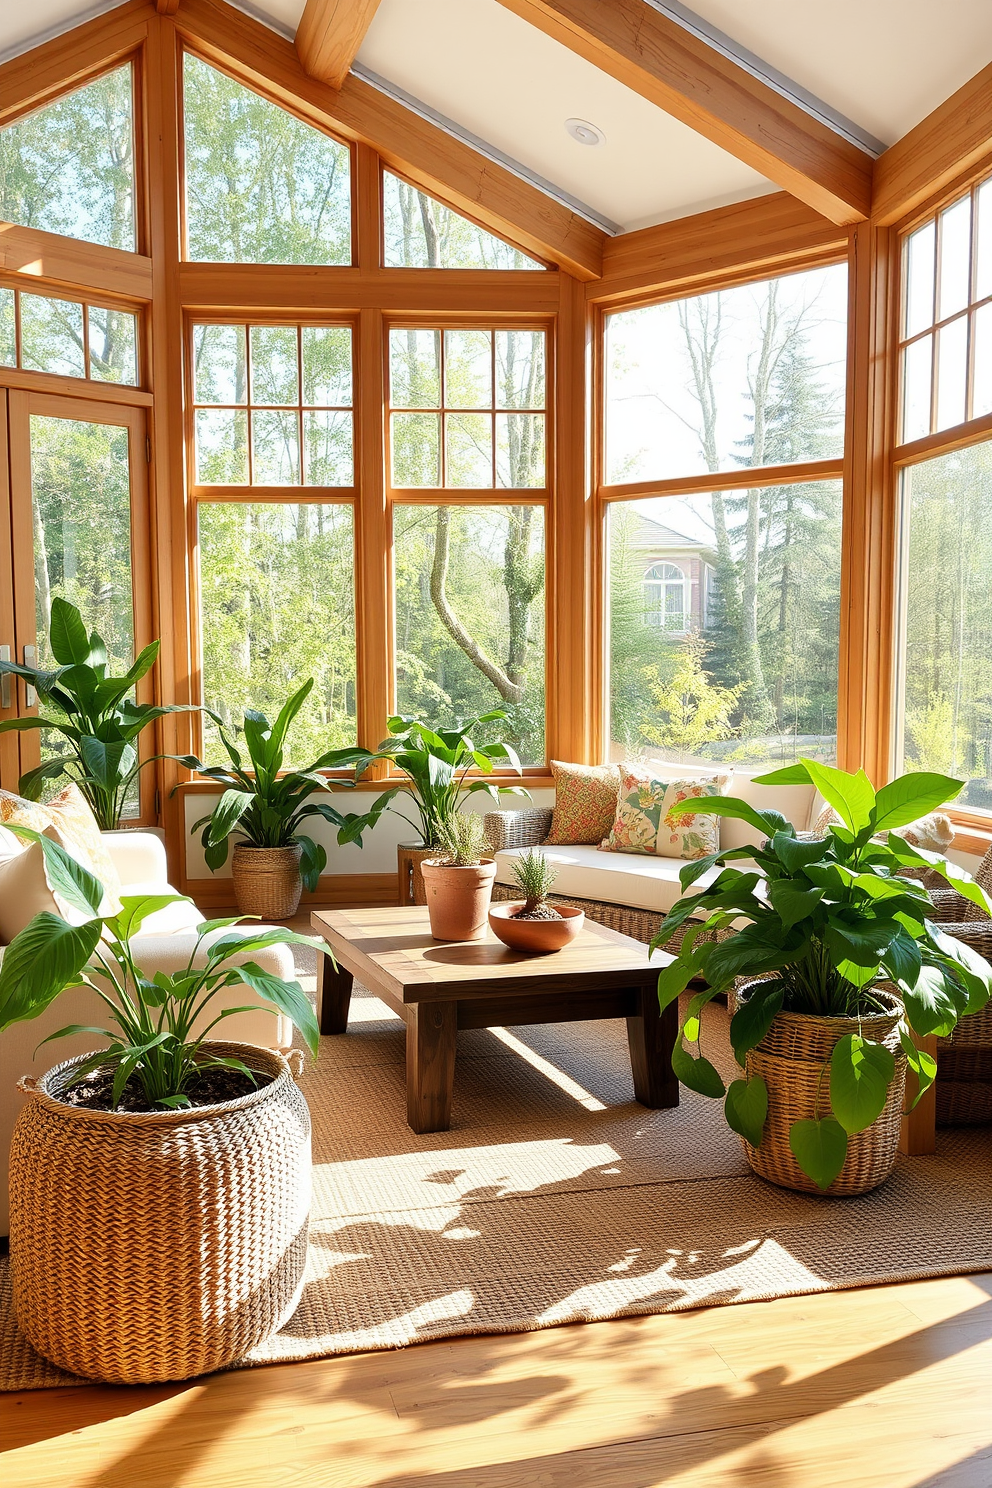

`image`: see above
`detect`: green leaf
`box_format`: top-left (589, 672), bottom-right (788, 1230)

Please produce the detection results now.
top-left (771, 832), bottom-right (829, 872)
top-left (110, 893), bottom-right (192, 941)
top-left (824, 916), bottom-right (900, 968)
top-left (751, 763), bottom-right (814, 787)
top-left (901, 964), bottom-right (964, 1037)
top-left (666, 794), bottom-right (788, 838)
top-left (729, 980), bottom-right (785, 1066)
top-left (33, 1023), bottom-right (115, 1057)
top-left (702, 926), bottom-right (799, 993)
top-left (48, 598), bottom-right (91, 665)
top-left (7, 827), bottom-right (105, 918)
top-left (872, 772), bottom-right (964, 831)
top-left (671, 1029), bottom-right (725, 1098)
top-left (235, 963), bottom-right (319, 1058)
top-left (79, 736), bottom-right (137, 792)
top-left (803, 760), bottom-right (876, 833)
top-left (829, 1034), bottom-right (895, 1135)
top-left (789, 1118), bottom-right (849, 1190)
top-left (206, 789), bottom-right (253, 846)
top-left (123, 639), bottom-right (161, 688)
top-left (899, 1026), bottom-right (938, 1110)
top-left (769, 880), bottom-right (824, 931)
top-left (724, 1076), bottom-right (768, 1146)
top-left (0, 914), bottom-right (102, 1032)
top-left (881, 928), bottom-right (922, 989)
top-left (656, 948), bottom-right (705, 1012)
top-left (886, 836), bottom-right (992, 918)
top-left (298, 834), bottom-right (326, 893)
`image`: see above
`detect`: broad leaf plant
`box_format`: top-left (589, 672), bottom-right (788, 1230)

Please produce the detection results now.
top-left (651, 761), bottom-right (992, 1190)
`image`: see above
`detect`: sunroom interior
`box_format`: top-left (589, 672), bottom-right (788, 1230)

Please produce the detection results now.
top-left (2, 1), bottom-right (992, 1482)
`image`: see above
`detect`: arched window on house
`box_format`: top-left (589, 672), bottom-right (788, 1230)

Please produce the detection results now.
top-left (644, 562), bottom-right (686, 632)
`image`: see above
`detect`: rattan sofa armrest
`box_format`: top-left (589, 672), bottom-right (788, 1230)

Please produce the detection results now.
top-left (483, 809), bottom-right (553, 852)
top-left (926, 886), bottom-right (992, 923)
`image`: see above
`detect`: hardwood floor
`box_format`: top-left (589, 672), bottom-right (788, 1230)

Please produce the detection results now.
top-left (3, 1272), bottom-right (991, 1487)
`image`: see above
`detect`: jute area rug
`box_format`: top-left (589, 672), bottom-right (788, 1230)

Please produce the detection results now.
top-left (3, 948), bottom-right (992, 1390)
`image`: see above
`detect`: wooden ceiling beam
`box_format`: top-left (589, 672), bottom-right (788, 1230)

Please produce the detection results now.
top-left (872, 60), bottom-right (992, 226)
top-left (296, 0), bottom-right (382, 90)
top-left (177, 0), bottom-right (605, 279)
top-left (495, 0), bottom-right (873, 227)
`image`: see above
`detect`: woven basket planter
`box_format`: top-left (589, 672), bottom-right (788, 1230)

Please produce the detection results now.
top-left (935, 993), bottom-right (992, 1126)
top-left (733, 981), bottom-right (906, 1197)
top-left (9, 1041), bottom-right (311, 1384)
top-left (231, 843), bottom-right (303, 919)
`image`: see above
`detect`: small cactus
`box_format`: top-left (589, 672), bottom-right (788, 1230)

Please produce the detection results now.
top-left (511, 848), bottom-right (561, 919)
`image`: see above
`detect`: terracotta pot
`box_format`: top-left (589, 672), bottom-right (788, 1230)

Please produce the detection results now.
top-left (421, 858), bottom-right (497, 941)
top-left (231, 844), bottom-right (303, 919)
top-left (489, 901), bottom-right (584, 954)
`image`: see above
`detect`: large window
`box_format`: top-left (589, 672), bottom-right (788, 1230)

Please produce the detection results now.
top-left (389, 327), bottom-right (545, 488)
top-left (901, 177), bottom-right (992, 442)
top-left (182, 55), bottom-right (351, 266)
top-left (604, 264), bottom-right (848, 484)
top-left (382, 172), bottom-right (544, 271)
top-left (0, 65), bottom-right (135, 251)
top-left (1, 286), bottom-right (138, 385)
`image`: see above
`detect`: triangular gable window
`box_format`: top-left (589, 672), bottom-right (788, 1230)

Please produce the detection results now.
top-left (0, 65), bottom-right (135, 251)
top-left (383, 171), bottom-right (544, 270)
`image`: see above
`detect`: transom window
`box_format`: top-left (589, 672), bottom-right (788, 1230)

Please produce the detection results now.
top-left (0, 285), bottom-right (138, 386)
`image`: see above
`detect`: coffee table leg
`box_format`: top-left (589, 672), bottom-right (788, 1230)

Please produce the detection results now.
top-left (317, 952), bottom-right (354, 1035)
top-left (627, 980), bottom-right (679, 1109)
top-left (407, 1000), bottom-right (457, 1133)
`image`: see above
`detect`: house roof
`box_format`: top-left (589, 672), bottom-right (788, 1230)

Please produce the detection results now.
top-left (633, 515), bottom-right (714, 558)
top-left (3, 0), bottom-right (992, 235)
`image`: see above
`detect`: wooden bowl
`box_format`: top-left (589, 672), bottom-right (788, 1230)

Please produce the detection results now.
top-left (488, 902), bottom-right (584, 954)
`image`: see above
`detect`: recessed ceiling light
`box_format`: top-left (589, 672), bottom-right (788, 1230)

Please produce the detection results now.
top-left (565, 118), bottom-right (606, 148)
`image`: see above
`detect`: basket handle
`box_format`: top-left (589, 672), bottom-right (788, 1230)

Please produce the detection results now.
top-left (16, 1075), bottom-right (41, 1097)
top-left (287, 1049), bottom-right (305, 1081)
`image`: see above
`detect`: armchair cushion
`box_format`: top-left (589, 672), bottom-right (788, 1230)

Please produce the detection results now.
top-left (0, 784), bottom-right (122, 915)
top-left (102, 828), bottom-right (170, 888)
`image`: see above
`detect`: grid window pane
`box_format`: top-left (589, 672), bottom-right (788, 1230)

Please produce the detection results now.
top-left (194, 324), bottom-right (246, 404)
top-left (496, 330), bottom-right (545, 409)
top-left (0, 288), bottom-right (14, 367)
top-left (195, 409), bottom-right (248, 483)
top-left (905, 220), bottom-right (936, 338)
top-left (607, 485), bottom-right (842, 768)
top-left (393, 504), bottom-right (545, 763)
top-left (446, 412), bottom-right (493, 487)
top-left (936, 317), bottom-right (968, 431)
top-left (304, 411), bottom-right (353, 486)
top-left (252, 409), bottom-right (300, 485)
top-left (20, 293), bottom-right (85, 377)
top-left (938, 196), bottom-right (972, 322)
top-left (902, 335), bottom-right (933, 443)
top-left (250, 325), bottom-right (298, 406)
top-left (198, 502), bottom-right (356, 766)
top-left (88, 306), bottom-right (138, 385)
top-left (898, 443), bottom-right (992, 812)
top-left (973, 302), bottom-right (992, 419)
top-left (391, 412), bottom-right (440, 486)
top-left (302, 326), bottom-right (352, 406)
top-left (605, 264), bottom-right (848, 484)
top-left (390, 329), bottom-right (441, 407)
top-left (496, 413), bottom-right (545, 488)
top-left (382, 171), bottom-right (543, 270)
top-left (976, 180), bottom-right (992, 303)
top-left (444, 329), bottom-right (491, 408)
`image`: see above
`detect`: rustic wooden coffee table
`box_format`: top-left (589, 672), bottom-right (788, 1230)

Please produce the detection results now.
top-left (310, 905), bottom-right (678, 1133)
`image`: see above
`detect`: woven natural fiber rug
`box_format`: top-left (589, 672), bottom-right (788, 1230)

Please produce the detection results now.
top-left (3, 948), bottom-right (992, 1390)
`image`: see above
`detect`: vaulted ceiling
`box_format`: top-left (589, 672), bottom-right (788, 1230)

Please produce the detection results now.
top-left (4, 0), bottom-right (992, 234)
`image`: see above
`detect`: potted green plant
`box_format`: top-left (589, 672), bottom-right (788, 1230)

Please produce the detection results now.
top-left (0, 598), bottom-right (196, 829)
top-left (178, 679), bottom-right (368, 918)
top-left (336, 712), bottom-right (528, 905)
top-left (0, 826), bottom-right (324, 1384)
top-left (653, 761), bottom-right (992, 1195)
top-left (421, 813), bottom-right (497, 941)
top-left (489, 848), bottom-right (584, 953)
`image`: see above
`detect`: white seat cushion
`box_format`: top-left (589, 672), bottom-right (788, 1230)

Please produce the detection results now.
top-left (119, 882), bottom-right (205, 935)
top-left (494, 843), bottom-right (729, 915)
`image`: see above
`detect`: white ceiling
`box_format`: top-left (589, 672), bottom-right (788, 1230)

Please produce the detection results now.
top-left (3, 0), bottom-right (992, 233)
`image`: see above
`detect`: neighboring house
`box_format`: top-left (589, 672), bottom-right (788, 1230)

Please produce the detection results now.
top-left (632, 515), bottom-right (716, 633)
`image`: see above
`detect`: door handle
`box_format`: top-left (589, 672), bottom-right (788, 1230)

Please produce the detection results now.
top-left (23, 644), bottom-right (37, 707)
top-left (0, 646), bottom-right (10, 710)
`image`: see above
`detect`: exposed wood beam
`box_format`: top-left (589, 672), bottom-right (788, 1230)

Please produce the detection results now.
top-left (872, 60), bottom-right (992, 226)
top-left (0, 220), bottom-right (153, 301)
top-left (178, 263), bottom-right (561, 312)
top-left (495, 0), bottom-right (872, 226)
top-left (155, 0), bottom-right (180, 14)
top-left (296, 0), bottom-right (382, 89)
top-left (590, 192), bottom-right (848, 304)
top-left (177, 0), bottom-right (605, 279)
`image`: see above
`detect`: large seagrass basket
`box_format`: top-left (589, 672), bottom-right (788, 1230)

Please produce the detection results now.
top-left (9, 1041), bottom-right (311, 1384)
top-left (733, 981), bottom-right (906, 1197)
top-left (232, 843), bottom-right (303, 918)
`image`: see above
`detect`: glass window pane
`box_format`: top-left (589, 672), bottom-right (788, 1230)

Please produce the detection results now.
top-left (20, 293), bottom-right (85, 377)
top-left (444, 329), bottom-right (491, 408)
top-left (0, 65), bottom-right (135, 251)
top-left (973, 302), bottom-right (992, 419)
top-left (198, 502), bottom-right (356, 765)
top-left (250, 325), bottom-right (298, 406)
top-left (393, 504), bottom-right (545, 763)
top-left (303, 410), bottom-right (353, 486)
top-left (937, 196), bottom-right (972, 322)
top-left (88, 305), bottom-right (138, 385)
top-left (0, 288), bottom-right (15, 367)
top-left (183, 54), bottom-right (351, 266)
top-left (195, 408), bottom-right (248, 483)
top-left (496, 412), bottom-right (545, 487)
top-left (902, 335), bottom-right (933, 443)
top-left (251, 409), bottom-right (300, 484)
top-left (193, 324), bottom-right (246, 404)
top-left (391, 413), bottom-right (440, 486)
top-left (607, 485), bottom-right (842, 767)
top-left (496, 330), bottom-right (546, 409)
top-left (29, 415), bottom-right (133, 671)
top-left (390, 328), bottom-right (441, 407)
top-left (302, 326), bottom-right (352, 406)
top-left (935, 316), bottom-right (968, 431)
top-left (382, 171), bottom-right (543, 270)
top-left (605, 264), bottom-right (848, 483)
top-left (898, 443), bottom-right (992, 811)
top-left (905, 220), bottom-right (936, 337)
top-left (446, 413), bottom-right (493, 487)
top-left (976, 180), bottom-right (992, 303)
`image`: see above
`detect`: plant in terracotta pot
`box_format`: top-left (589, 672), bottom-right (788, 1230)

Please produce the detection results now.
top-left (652, 761), bottom-right (992, 1195)
top-left (421, 812), bottom-right (497, 942)
top-left (0, 826), bottom-right (324, 1383)
top-left (178, 679), bottom-right (368, 919)
top-left (489, 849), bottom-right (584, 953)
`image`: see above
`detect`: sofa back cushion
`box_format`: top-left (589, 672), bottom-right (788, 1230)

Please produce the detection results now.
top-left (622, 760), bottom-right (815, 851)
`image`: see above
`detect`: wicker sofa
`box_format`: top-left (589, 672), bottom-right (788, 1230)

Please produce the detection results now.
top-left (919, 845), bottom-right (992, 1124)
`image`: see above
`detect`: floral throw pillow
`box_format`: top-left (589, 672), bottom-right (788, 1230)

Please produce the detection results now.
top-left (545, 761), bottom-right (621, 845)
top-left (600, 767), bottom-right (730, 860)
top-left (0, 783), bottom-right (122, 916)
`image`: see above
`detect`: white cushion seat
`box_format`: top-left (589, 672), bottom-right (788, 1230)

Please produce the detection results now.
top-left (494, 842), bottom-right (731, 915)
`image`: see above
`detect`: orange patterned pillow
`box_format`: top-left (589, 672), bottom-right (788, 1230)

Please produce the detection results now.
top-left (545, 761), bottom-right (621, 845)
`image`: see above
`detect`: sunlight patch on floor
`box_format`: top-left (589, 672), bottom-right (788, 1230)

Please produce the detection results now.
top-left (487, 1026), bottom-right (608, 1110)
